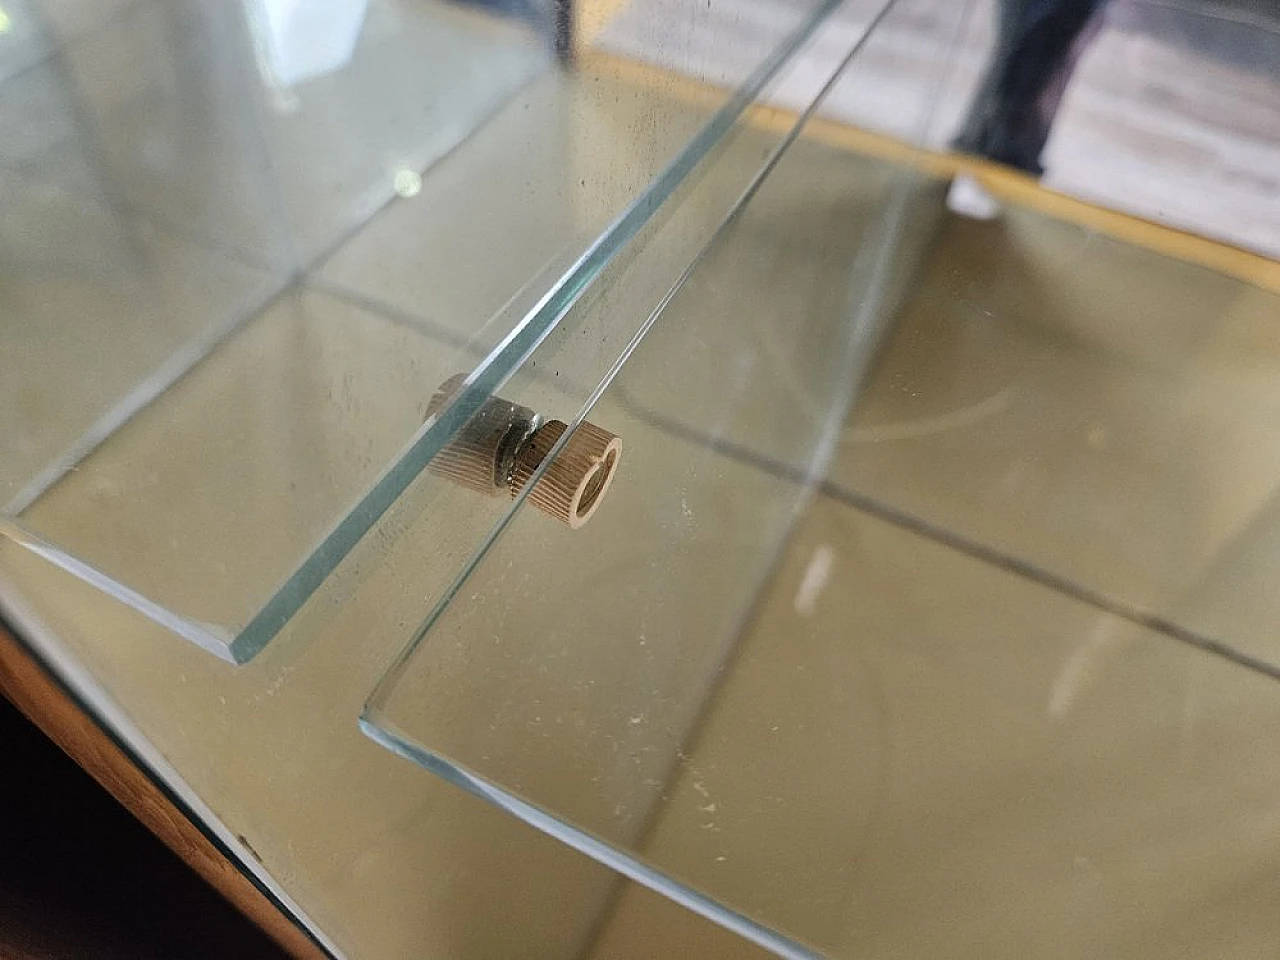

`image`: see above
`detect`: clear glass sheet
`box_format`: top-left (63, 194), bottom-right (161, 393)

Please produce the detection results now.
top-left (360, 2), bottom-right (968, 949)
top-left (568, 496), bottom-right (1280, 959)
top-left (2, 0), bottom-right (877, 661)
top-left (825, 1), bottom-right (1280, 679)
top-left (3, 2), bottom-right (1279, 959)
top-left (361, 3), bottom-right (1280, 953)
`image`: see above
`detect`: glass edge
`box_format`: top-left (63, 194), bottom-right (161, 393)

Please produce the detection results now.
top-left (357, 712), bottom-right (821, 960)
top-left (0, 580), bottom-right (343, 958)
top-left (0, 518), bottom-right (240, 662)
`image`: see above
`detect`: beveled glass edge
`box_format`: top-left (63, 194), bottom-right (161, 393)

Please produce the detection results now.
top-left (359, 715), bottom-right (822, 960)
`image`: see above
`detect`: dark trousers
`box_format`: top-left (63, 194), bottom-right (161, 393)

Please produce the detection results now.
top-left (954, 0), bottom-right (1108, 175)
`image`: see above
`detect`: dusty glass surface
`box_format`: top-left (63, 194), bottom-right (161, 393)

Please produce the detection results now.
top-left (5, 0), bottom-right (1280, 958)
top-left (0, 0), bottom-right (878, 661)
top-left (361, 1), bottom-right (966, 949)
top-left (571, 496), bottom-right (1280, 960)
top-left (364, 3), bottom-right (1280, 956)
top-left (0, 2), bottom-right (949, 957)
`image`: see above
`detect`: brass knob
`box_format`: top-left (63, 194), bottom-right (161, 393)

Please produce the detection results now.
top-left (425, 375), bottom-right (621, 528)
top-left (510, 419), bottom-right (621, 529)
top-left (425, 374), bottom-right (540, 496)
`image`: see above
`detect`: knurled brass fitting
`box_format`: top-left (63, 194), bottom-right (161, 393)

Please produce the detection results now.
top-left (425, 374), bottom-right (621, 528)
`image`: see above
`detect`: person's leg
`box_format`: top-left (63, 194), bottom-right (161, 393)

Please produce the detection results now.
top-left (953, 0), bottom-right (1031, 155)
top-left (982, 0), bottom-right (1107, 174)
top-left (949, 0), bottom-right (1105, 218)
top-left (950, 0), bottom-right (1037, 219)
top-left (1032, 7), bottom-right (1106, 143)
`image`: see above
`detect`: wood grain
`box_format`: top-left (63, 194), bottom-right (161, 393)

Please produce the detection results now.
top-left (0, 623), bottom-right (328, 960)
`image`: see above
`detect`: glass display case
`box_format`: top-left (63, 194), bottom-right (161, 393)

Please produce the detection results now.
top-left (3, 0), bottom-right (1280, 956)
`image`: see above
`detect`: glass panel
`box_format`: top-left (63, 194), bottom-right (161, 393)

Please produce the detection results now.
top-left (828, 0), bottom-right (1280, 676)
top-left (1, 0), bottom-right (882, 661)
top-left (4, 0), bottom-right (1279, 958)
top-left (569, 496), bottom-right (1280, 960)
top-left (364, 2), bottom-right (1280, 955)
top-left (361, 2), bottom-right (965, 950)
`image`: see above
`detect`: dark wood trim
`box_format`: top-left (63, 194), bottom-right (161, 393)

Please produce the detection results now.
top-left (0, 624), bottom-right (328, 960)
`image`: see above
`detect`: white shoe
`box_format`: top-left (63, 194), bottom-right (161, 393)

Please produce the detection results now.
top-left (946, 174), bottom-right (1001, 220)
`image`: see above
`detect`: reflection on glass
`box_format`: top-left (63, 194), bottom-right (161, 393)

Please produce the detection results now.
top-left (245, 0), bottom-right (369, 89)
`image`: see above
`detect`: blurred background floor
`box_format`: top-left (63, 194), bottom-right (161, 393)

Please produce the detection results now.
top-left (597, 0), bottom-right (1280, 257)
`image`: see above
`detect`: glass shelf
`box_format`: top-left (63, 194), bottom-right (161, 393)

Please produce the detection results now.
top-left (360, 0), bottom-right (968, 949)
top-left (0, 0), bottom-right (881, 662)
top-left (359, 5), bottom-right (1280, 953)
